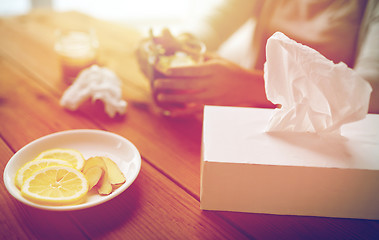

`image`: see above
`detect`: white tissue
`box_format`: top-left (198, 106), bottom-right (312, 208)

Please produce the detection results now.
top-left (60, 65), bottom-right (127, 118)
top-left (264, 32), bottom-right (372, 134)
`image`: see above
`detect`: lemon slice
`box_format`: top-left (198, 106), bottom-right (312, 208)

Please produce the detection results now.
top-left (21, 166), bottom-right (88, 205)
top-left (15, 158), bottom-right (71, 189)
top-left (36, 148), bottom-right (85, 171)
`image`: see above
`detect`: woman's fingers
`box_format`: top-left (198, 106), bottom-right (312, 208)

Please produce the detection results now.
top-left (153, 77), bottom-right (206, 91)
top-left (156, 90), bottom-right (210, 104)
top-left (153, 60), bottom-right (223, 92)
top-left (165, 60), bottom-right (222, 77)
top-left (161, 103), bottom-right (204, 117)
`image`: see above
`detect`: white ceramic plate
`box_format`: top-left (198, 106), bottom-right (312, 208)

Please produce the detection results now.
top-left (3, 129), bottom-right (141, 211)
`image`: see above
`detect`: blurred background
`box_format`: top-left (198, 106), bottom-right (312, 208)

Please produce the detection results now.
top-left (0, 0), bottom-right (221, 34)
top-left (0, 0), bottom-right (251, 67)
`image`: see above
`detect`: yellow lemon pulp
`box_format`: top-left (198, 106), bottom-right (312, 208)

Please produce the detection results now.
top-left (15, 158), bottom-right (71, 189)
top-left (21, 166), bottom-right (88, 205)
top-left (35, 148), bottom-right (85, 171)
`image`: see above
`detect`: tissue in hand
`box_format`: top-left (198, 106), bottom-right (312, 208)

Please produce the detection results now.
top-left (264, 32), bottom-right (372, 134)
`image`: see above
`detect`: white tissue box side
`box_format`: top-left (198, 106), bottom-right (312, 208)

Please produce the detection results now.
top-left (200, 106), bottom-right (379, 220)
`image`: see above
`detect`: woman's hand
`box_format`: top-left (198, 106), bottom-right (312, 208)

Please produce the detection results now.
top-left (153, 56), bottom-right (272, 117)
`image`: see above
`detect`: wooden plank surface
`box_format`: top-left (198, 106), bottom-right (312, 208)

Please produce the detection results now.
top-left (1, 10), bottom-right (378, 240)
top-left (0, 10), bottom-right (250, 239)
top-left (0, 9), bottom-right (202, 199)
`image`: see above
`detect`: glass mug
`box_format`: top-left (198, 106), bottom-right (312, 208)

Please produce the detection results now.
top-left (55, 28), bottom-right (99, 84)
top-left (138, 36), bottom-right (206, 116)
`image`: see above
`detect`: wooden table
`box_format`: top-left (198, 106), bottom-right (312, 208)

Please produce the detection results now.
top-left (1, 10), bottom-right (378, 240)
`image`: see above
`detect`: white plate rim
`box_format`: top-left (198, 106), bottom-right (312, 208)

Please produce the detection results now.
top-left (3, 129), bottom-right (141, 211)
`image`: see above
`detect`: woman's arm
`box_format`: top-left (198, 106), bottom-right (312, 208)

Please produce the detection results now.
top-left (354, 0), bottom-right (379, 113)
top-left (186, 0), bottom-right (262, 51)
top-left (153, 56), bottom-right (274, 116)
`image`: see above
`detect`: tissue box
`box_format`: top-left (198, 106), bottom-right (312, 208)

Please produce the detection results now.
top-left (200, 106), bottom-right (379, 220)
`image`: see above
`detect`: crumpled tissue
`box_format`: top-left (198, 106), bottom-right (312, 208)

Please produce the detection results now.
top-left (60, 65), bottom-right (127, 118)
top-left (264, 32), bottom-right (372, 134)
